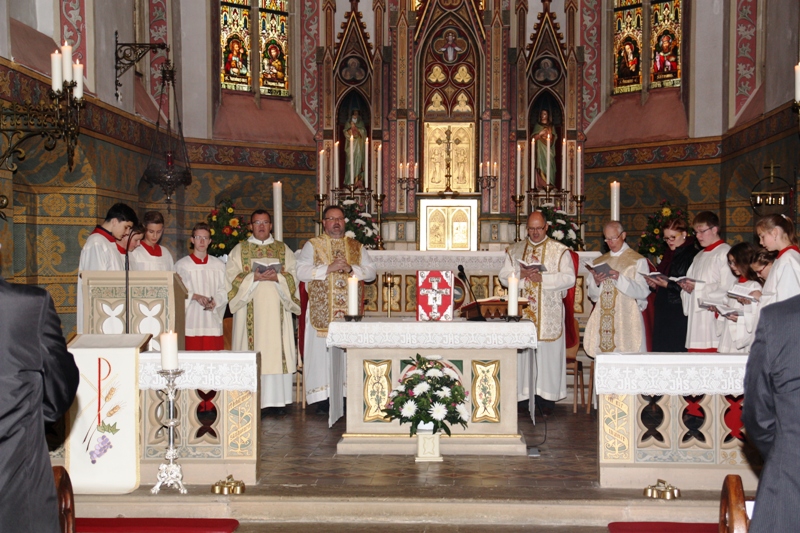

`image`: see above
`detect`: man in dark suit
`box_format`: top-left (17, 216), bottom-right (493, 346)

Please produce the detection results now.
top-left (743, 293), bottom-right (800, 532)
top-left (0, 254), bottom-right (80, 532)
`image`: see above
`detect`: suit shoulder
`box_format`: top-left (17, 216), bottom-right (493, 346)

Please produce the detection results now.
top-left (0, 279), bottom-right (48, 299)
top-left (764, 294), bottom-right (800, 317)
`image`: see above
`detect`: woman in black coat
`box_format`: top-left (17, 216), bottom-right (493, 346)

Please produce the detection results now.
top-left (645, 218), bottom-right (701, 352)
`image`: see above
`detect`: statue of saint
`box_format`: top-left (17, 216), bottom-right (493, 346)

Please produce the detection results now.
top-left (531, 109), bottom-right (558, 186)
top-left (343, 109), bottom-right (368, 186)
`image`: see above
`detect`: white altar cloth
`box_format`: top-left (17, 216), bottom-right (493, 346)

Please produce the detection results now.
top-left (326, 317), bottom-right (537, 428)
top-left (595, 352), bottom-right (747, 396)
top-left (139, 351), bottom-right (258, 392)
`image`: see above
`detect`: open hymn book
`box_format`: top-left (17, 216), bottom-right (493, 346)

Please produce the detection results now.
top-left (583, 261), bottom-right (613, 276)
top-left (518, 259), bottom-right (547, 272)
top-left (727, 283), bottom-right (759, 302)
top-left (698, 298), bottom-right (742, 317)
top-left (641, 272), bottom-right (706, 284)
top-left (251, 259), bottom-right (282, 275)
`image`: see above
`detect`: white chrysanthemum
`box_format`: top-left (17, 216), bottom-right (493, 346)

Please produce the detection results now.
top-left (343, 199), bottom-right (356, 205)
top-left (568, 229), bottom-right (576, 240)
top-left (354, 219), bottom-right (365, 226)
top-left (400, 401), bottom-right (418, 418)
top-left (390, 390), bottom-right (399, 398)
top-left (413, 382), bottom-right (431, 396)
top-left (363, 228), bottom-right (373, 237)
top-left (572, 222), bottom-right (579, 230)
top-left (556, 219), bottom-right (566, 225)
top-left (443, 367), bottom-right (459, 380)
top-left (429, 402), bottom-right (448, 421)
top-left (552, 230), bottom-right (565, 241)
top-left (556, 209), bottom-right (566, 214)
top-left (456, 403), bottom-right (470, 421)
top-left (372, 223), bottom-right (379, 230)
top-left (409, 369), bottom-right (424, 376)
top-left (345, 230), bottom-right (356, 239)
top-left (434, 386), bottom-right (451, 399)
top-left (359, 212), bottom-right (372, 218)
top-left (426, 368), bottom-right (443, 378)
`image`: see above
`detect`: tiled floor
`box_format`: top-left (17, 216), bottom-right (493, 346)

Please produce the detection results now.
top-left (256, 401), bottom-right (598, 490)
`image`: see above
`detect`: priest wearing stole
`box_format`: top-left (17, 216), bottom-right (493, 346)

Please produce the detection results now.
top-left (226, 210), bottom-right (300, 412)
top-left (500, 211), bottom-right (576, 417)
top-left (585, 221), bottom-right (651, 357)
top-left (296, 205), bottom-right (377, 412)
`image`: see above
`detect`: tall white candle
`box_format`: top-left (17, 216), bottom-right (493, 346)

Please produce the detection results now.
top-left (493, 161), bottom-right (497, 177)
top-left (334, 141), bottom-right (340, 186)
top-left (610, 181), bottom-right (621, 221)
top-left (349, 135), bottom-right (354, 183)
top-left (414, 162), bottom-right (419, 182)
top-left (507, 275), bottom-right (519, 317)
top-left (530, 138), bottom-right (536, 188)
top-left (577, 146), bottom-right (583, 196)
top-left (546, 134), bottom-right (551, 185)
top-left (399, 162), bottom-right (404, 181)
top-left (795, 63), bottom-right (800, 101)
top-left (365, 138), bottom-right (369, 186)
top-left (516, 143), bottom-right (521, 195)
top-left (160, 331), bottom-right (179, 370)
top-left (376, 144), bottom-right (382, 195)
top-left (73, 61), bottom-right (84, 99)
top-left (347, 275), bottom-right (359, 316)
top-left (318, 149), bottom-right (325, 193)
top-left (273, 181), bottom-right (283, 241)
top-left (561, 138), bottom-right (566, 190)
top-left (50, 50), bottom-right (62, 91)
top-left (61, 42), bottom-right (73, 82)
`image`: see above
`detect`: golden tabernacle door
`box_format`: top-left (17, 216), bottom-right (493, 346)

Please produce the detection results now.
top-left (419, 198), bottom-right (479, 251)
top-left (423, 122), bottom-right (475, 194)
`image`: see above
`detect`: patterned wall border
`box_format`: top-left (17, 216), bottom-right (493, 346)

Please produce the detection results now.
top-left (580, 0), bottom-right (601, 130)
top-left (299, 0), bottom-right (319, 130)
top-left (733, 0), bottom-right (758, 117)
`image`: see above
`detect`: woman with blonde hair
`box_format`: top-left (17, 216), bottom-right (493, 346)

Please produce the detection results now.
top-left (753, 215), bottom-right (800, 306)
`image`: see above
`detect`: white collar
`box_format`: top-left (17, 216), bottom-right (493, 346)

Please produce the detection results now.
top-left (248, 235), bottom-right (274, 245)
top-left (528, 236), bottom-right (548, 246)
top-left (609, 242), bottom-right (630, 257)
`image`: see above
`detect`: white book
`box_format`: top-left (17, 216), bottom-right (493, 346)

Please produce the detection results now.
top-left (698, 297), bottom-right (727, 310)
top-left (642, 272), bottom-right (670, 282)
top-left (518, 259), bottom-right (547, 272)
top-left (727, 283), bottom-right (759, 302)
top-left (670, 276), bottom-right (705, 284)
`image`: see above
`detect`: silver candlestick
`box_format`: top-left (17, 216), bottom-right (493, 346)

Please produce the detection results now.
top-left (151, 368), bottom-right (187, 494)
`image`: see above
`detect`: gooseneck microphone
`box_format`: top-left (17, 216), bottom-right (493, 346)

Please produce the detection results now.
top-left (458, 264), bottom-right (486, 321)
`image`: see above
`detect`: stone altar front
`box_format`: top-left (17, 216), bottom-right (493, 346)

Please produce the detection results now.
top-left (326, 317), bottom-right (537, 455)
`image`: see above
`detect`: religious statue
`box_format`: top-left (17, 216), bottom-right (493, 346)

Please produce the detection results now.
top-left (531, 109), bottom-right (558, 186)
top-left (342, 109), bottom-right (368, 186)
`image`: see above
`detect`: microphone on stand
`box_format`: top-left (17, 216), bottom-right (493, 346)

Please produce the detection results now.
top-left (457, 264), bottom-right (486, 321)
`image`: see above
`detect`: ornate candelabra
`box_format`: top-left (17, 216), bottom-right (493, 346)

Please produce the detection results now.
top-left (382, 272), bottom-right (396, 318)
top-left (511, 194), bottom-right (526, 242)
top-left (372, 193), bottom-right (386, 250)
top-left (478, 174), bottom-right (498, 193)
top-left (315, 193), bottom-right (327, 234)
top-left (1, 80), bottom-right (84, 172)
top-left (572, 194), bottom-right (586, 250)
top-left (151, 369), bottom-right (187, 494)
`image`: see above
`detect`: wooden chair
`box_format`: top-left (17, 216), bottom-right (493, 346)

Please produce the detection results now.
top-left (586, 355), bottom-right (595, 415)
top-left (719, 474), bottom-right (748, 533)
top-left (52, 466), bottom-right (75, 533)
top-left (565, 318), bottom-right (585, 414)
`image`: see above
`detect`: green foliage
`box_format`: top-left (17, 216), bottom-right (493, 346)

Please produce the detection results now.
top-left (339, 199), bottom-right (380, 248)
top-left (97, 421), bottom-right (119, 435)
top-left (206, 198), bottom-right (250, 257)
top-left (537, 206), bottom-right (584, 250)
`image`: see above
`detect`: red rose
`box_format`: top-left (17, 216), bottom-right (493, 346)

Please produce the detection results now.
top-left (211, 209), bottom-right (219, 216)
top-left (223, 226), bottom-right (233, 236)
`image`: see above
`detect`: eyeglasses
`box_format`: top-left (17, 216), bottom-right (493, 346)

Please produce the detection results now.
top-left (528, 226), bottom-right (546, 232)
top-left (192, 236), bottom-right (210, 241)
top-left (665, 234), bottom-right (684, 241)
top-left (251, 220), bottom-right (271, 226)
top-left (324, 217), bottom-right (345, 222)
top-left (604, 234), bottom-right (623, 242)
top-left (695, 226), bottom-right (714, 235)
top-left (753, 265), bottom-right (768, 275)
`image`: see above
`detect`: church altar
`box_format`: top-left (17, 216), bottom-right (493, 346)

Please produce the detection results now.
top-left (594, 352), bottom-right (758, 491)
top-left (326, 317), bottom-right (536, 455)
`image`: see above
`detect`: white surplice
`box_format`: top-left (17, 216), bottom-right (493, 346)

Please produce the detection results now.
top-left (296, 242), bottom-right (377, 404)
top-left (681, 242), bottom-right (736, 350)
top-left (717, 278), bottom-right (761, 354)
top-left (227, 236), bottom-right (300, 408)
top-left (760, 247), bottom-right (800, 307)
top-left (77, 230), bottom-right (124, 333)
top-left (174, 254), bottom-right (228, 337)
top-left (129, 244), bottom-right (175, 271)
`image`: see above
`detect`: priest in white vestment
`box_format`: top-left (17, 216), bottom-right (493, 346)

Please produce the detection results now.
top-left (175, 222), bottom-right (228, 351)
top-left (296, 205), bottom-right (377, 412)
top-left (499, 211), bottom-right (576, 417)
top-left (585, 221), bottom-right (650, 356)
top-left (679, 212), bottom-right (735, 352)
top-left (226, 210), bottom-right (300, 410)
top-left (129, 211), bottom-right (175, 271)
top-left (77, 203), bottom-right (138, 333)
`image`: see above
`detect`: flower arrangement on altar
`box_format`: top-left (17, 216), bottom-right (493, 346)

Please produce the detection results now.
top-left (339, 199), bottom-right (380, 249)
top-left (382, 354), bottom-right (470, 436)
top-left (537, 205), bottom-right (583, 250)
top-left (636, 200), bottom-right (690, 261)
top-left (206, 198), bottom-right (250, 257)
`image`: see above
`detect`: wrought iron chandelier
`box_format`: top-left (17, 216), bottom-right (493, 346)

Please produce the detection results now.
top-left (142, 63), bottom-right (192, 211)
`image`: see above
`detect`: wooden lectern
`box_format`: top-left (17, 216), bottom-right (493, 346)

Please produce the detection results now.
top-left (459, 298), bottom-right (529, 320)
top-left (80, 271), bottom-right (187, 348)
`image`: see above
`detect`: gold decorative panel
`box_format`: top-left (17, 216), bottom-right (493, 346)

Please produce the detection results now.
top-left (574, 275), bottom-right (585, 314)
top-left (470, 275), bottom-right (489, 300)
top-left (424, 206), bottom-right (472, 250)
top-left (493, 276), bottom-right (506, 297)
top-left (364, 280), bottom-right (378, 312)
top-left (405, 275), bottom-right (417, 312)
top-left (423, 122), bottom-right (475, 193)
top-left (363, 360), bottom-right (392, 422)
top-left (471, 360), bottom-right (500, 423)
top-left (601, 394), bottom-right (633, 462)
top-left (382, 275), bottom-right (401, 312)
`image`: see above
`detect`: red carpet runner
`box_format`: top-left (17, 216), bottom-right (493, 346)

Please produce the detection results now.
top-left (76, 518), bottom-right (239, 533)
top-left (607, 522), bottom-right (716, 533)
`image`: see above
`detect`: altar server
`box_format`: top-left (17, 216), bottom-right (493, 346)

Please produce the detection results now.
top-left (679, 211), bottom-right (736, 352)
top-left (716, 242), bottom-right (761, 354)
top-left (499, 211), bottom-right (576, 417)
top-left (227, 210), bottom-right (300, 412)
top-left (754, 214), bottom-right (800, 306)
top-left (175, 222), bottom-right (228, 351)
top-left (129, 210), bottom-right (175, 271)
top-left (296, 205), bottom-right (376, 413)
top-left (77, 203), bottom-right (138, 333)
top-left (585, 221), bottom-right (650, 356)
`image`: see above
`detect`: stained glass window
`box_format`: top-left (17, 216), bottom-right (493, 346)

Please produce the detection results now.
top-left (220, 0), bottom-right (252, 92)
top-left (259, 0), bottom-right (289, 97)
top-left (613, 0), bottom-right (643, 94)
top-left (650, 0), bottom-right (681, 89)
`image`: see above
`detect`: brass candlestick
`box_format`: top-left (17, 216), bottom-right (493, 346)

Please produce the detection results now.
top-left (315, 193), bottom-right (327, 234)
top-left (382, 272), bottom-right (395, 318)
top-left (572, 194), bottom-right (586, 251)
top-left (511, 194), bottom-right (526, 242)
top-left (372, 193), bottom-right (386, 250)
